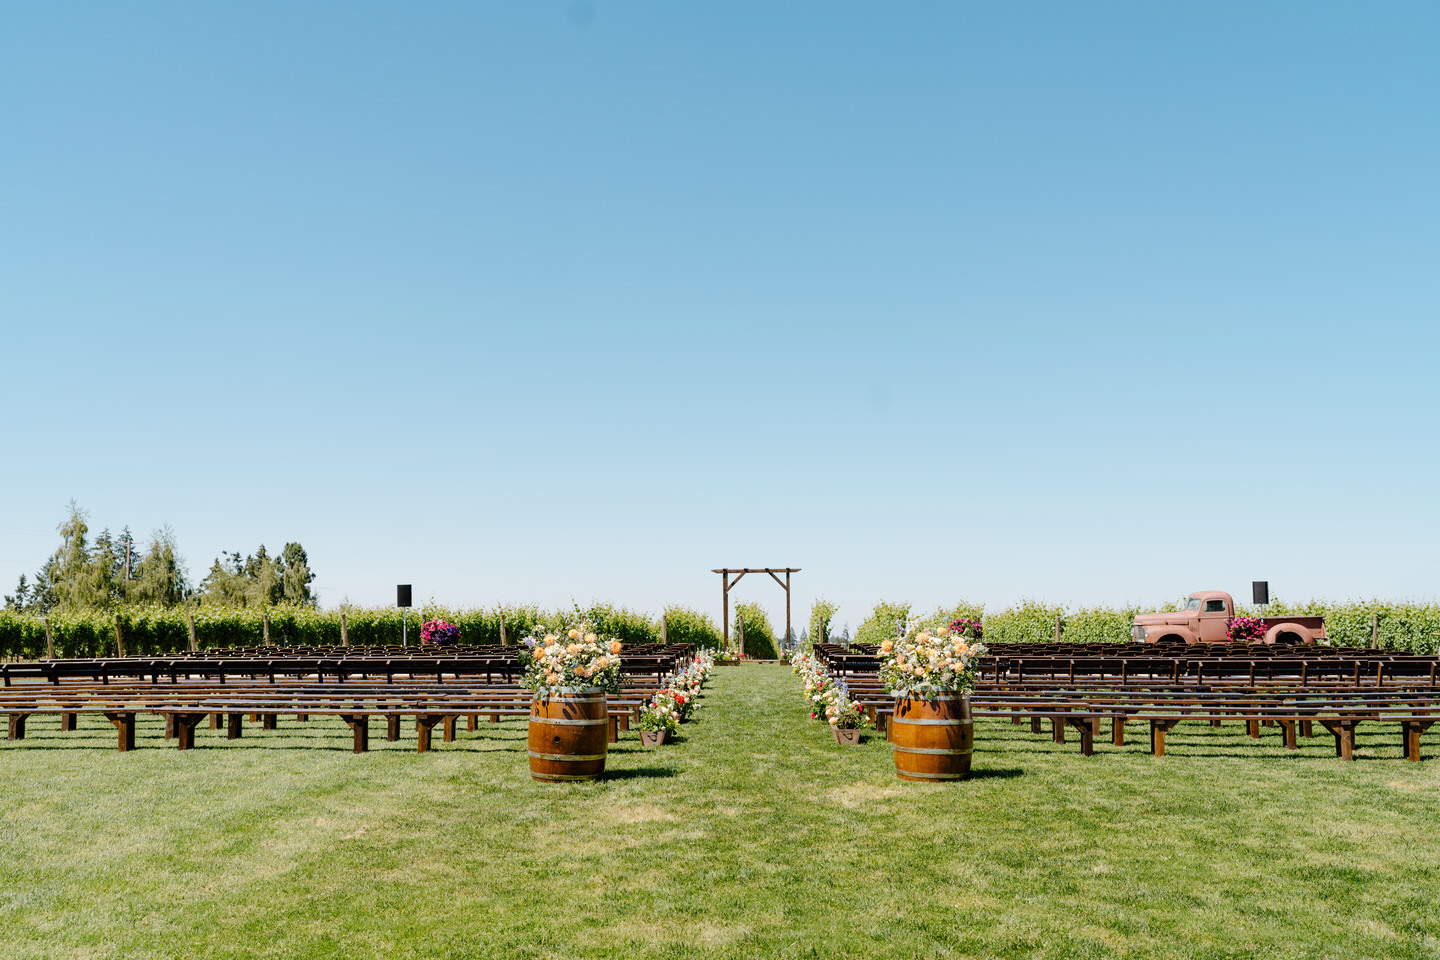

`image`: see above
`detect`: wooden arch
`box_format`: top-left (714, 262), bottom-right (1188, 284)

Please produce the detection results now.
top-left (712, 567), bottom-right (799, 656)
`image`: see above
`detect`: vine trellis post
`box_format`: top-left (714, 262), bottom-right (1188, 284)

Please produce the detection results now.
top-left (712, 567), bottom-right (800, 657)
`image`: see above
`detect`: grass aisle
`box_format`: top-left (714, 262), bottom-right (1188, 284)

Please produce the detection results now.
top-left (1, 664), bottom-right (1438, 959)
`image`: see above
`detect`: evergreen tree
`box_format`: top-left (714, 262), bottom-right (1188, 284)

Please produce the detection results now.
top-left (3, 574), bottom-right (32, 612)
top-left (50, 502), bottom-right (101, 610)
top-left (129, 526), bottom-right (189, 607)
top-left (279, 542), bottom-right (316, 606)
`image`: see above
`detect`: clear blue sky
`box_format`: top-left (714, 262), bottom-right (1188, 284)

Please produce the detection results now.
top-left (2, 2), bottom-right (1436, 631)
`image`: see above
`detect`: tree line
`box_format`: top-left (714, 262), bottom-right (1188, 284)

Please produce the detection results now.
top-left (3, 502), bottom-right (315, 614)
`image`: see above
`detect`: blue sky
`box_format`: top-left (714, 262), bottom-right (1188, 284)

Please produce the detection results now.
top-left (2, 2), bottom-right (1436, 631)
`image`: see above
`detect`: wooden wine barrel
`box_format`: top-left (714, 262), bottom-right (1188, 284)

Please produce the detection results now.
top-left (890, 694), bottom-right (973, 782)
top-left (528, 690), bottom-right (609, 782)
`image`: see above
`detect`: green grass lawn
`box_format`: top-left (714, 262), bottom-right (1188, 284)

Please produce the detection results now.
top-left (2, 664), bottom-right (1437, 959)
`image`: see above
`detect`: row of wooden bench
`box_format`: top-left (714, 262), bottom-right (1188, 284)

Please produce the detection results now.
top-left (814, 651), bottom-right (1440, 688)
top-left (1, 651), bottom-right (696, 687)
top-left (0, 676), bottom-right (671, 754)
top-left (825, 673), bottom-right (1438, 762)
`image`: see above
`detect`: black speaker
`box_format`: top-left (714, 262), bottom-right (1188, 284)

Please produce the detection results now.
top-left (1252, 581), bottom-right (1269, 605)
top-left (397, 584), bottom-right (412, 608)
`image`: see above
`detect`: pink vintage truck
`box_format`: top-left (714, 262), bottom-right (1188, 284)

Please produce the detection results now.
top-left (1131, 591), bottom-right (1327, 645)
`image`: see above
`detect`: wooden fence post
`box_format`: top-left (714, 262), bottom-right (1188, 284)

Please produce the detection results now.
top-left (738, 613), bottom-right (745, 659)
top-left (114, 614), bottom-right (125, 658)
top-left (340, 611), bottom-right (349, 647)
top-left (263, 611), bottom-right (270, 645)
top-left (1054, 614), bottom-right (1063, 643)
top-left (660, 614), bottom-right (668, 644)
top-left (499, 611), bottom-right (508, 646)
top-left (44, 616), bottom-right (54, 660)
top-left (187, 613), bottom-right (198, 653)
top-left (1372, 612), bottom-right (1380, 647)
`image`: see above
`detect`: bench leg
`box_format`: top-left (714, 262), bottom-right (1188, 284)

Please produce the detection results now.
top-left (174, 713), bottom-right (206, 751)
top-left (1012, 707), bottom-right (1022, 725)
top-left (387, 715), bottom-right (401, 742)
top-left (1301, 719), bottom-right (1314, 738)
top-left (490, 712), bottom-right (500, 724)
top-left (443, 716), bottom-right (457, 742)
top-left (227, 713), bottom-right (243, 739)
top-left (1112, 716), bottom-right (1125, 747)
top-left (341, 715), bottom-right (369, 753)
top-left (60, 711), bottom-right (77, 732)
top-left (210, 713), bottom-right (221, 730)
top-left (1247, 719), bottom-right (1261, 739)
top-left (617, 713), bottom-right (629, 732)
top-left (1402, 720), bottom-right (1433, 762)
top-left (1210, 718), bottom-right (1222, 728)
top-left (1279, 719), bottom-right (1298, 750)
top-left (1319, 720), bottom-right (1358, 760)
top-left (1031, 715), bottom-right (1043, 734)
top-left (1052, 717), bottom-right (1066, 744)
top-left (104, 712), bottom-right (136, 752)
top-left (415, 715), bottom-right (439, 753)
top-left (609, 715), bottom-right (618, 744)
top-left (8, 713), bottom-right (28, 741)
top-left (1150, 719), bottom-right (1180, 757)
top-left (1066, 717), bottom-right (1095, 756)
top-left (467, 714), bottom-right (478, 732)
top-left (164, 713), bottom-right (176, 740)
top-left (262, 713), bottom-right (277, 731)
top-left (296, 713), bottom-right (308, 722)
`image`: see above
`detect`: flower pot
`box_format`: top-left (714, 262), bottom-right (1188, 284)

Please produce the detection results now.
top-left (639, 729), bottom-right (668, 747)
top-left (891, 694), bottom-right (973, 782)
top-left (528, 690), bottom-right (608, 782)
top-left (832, 726), bottom-right (861, 745)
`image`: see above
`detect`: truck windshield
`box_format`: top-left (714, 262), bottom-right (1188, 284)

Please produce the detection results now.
top-left (1181, 597), bottom-right (1203, 611)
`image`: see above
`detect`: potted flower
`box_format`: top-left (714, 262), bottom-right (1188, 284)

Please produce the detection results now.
top-left (825, 680), bottom-right (872, 745)
top-left (420, 618), bottom-right (460, 647)
top-left (880, 620), bottom-right (986, 781)
top-left (519, 623), bottom-right (623, 782)
top-left (637, 690), bottom-right (681, 746)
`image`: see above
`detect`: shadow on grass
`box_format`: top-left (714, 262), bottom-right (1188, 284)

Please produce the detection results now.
top-left (968, 767), bottom-right (1025, 779)
top-left (602, 767), bottom-right (677, 780)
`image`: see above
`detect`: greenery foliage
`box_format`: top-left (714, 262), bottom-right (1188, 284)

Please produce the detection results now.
top-left (807, 598), bottom-right (838, 646)
top-left (661, 606), bottom-right (723, 651)
top-left (854, 600), bottom-right (910, 648)
top-left (3, 596), bottom-right (1437, 660)
top-left (732, 601), bottom-right (778, 659)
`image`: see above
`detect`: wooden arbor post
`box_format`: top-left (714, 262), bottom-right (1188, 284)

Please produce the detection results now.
top-left (712, 568), bottom-right (800, 657)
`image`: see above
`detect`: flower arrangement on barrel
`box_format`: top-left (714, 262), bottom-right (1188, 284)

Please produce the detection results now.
top-left (880, 617), bottom-right (987, 781)
top-left (1227, 616), bottom-right (1266, 644)
top-left (519, 625), bottom-right (624, 696)
top-left (420, 618), bottom-right (460, 647)
top-left (518, 620), bottom-right (624, 783)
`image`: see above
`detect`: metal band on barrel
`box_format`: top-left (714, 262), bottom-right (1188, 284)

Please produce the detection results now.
top-left (528, 750), bottom-right (607, 762)
top-left (892, 744), bottom-right (973, 756)
top-left (529, 717), bottom-right (608, 726)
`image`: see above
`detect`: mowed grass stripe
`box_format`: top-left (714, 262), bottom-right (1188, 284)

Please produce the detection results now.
top-left (0, 664), bottom-right (1437, 959)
